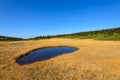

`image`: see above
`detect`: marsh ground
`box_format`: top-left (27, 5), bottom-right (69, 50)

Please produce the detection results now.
top-left (0, 38), bottom-right (120, 80)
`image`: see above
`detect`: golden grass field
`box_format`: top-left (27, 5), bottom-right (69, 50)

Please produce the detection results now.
top-left (0, 38), bottom-right (120, 80)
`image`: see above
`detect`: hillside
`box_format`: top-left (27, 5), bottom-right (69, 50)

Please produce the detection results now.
top-left (55, 27), bottom-right (120, 40)
top-left (1, 27), bottom-right (120, 41)
top-left (0, 36), bottom-right (23, 41)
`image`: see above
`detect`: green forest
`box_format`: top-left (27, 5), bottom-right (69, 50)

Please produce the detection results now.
top-left (32, 27), bottom-right (120, 40)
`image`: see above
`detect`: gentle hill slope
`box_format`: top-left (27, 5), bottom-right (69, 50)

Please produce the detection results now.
top-left (55, 27), bottom-right (120, 40)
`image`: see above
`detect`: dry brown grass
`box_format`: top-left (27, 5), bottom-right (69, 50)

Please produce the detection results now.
top-left (0, 38), bottom-right (120, 80)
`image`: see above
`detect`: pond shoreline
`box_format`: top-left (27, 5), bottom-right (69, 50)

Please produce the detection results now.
top-left (16, 46), bottom-right (78, 65)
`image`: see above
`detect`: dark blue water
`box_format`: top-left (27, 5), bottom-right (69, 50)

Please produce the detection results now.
top-left (17, 47), bottom-right (78, 65)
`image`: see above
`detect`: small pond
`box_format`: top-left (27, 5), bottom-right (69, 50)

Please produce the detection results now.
top-left (16, 47), bottom-right (78, 65)
top-left (10, 43), bottom-right (23, 46)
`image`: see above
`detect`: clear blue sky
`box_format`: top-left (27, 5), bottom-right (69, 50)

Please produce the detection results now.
top-left (0, 0), bottom-right (120, 38)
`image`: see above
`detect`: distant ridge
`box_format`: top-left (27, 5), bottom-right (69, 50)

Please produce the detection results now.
top-left (0, 36), bottom-right (23, 41)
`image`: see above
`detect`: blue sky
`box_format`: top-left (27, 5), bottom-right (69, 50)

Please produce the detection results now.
top-left (0, 0), bottom-right (120, 38)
